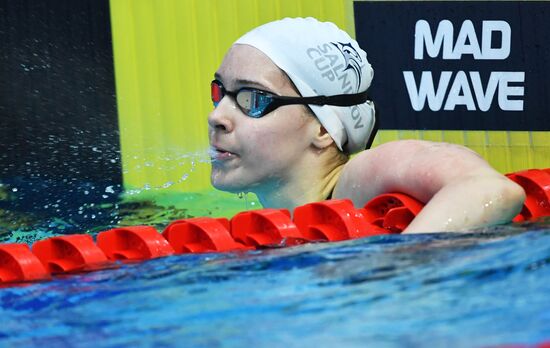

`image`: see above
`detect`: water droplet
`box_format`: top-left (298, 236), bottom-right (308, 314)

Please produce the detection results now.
top-left (161, 181), bottom-right (174, 189)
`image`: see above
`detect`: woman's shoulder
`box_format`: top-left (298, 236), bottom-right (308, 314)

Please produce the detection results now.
top-left (348, 139), bottom-right (479, 165)
top-left (343, 139), bottom-right (437, 171)
top-left (334, 139), bottom-right (489, 205)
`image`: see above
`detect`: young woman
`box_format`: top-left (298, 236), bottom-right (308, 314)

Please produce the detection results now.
top-left (208, 17), bottom-right (525, 233)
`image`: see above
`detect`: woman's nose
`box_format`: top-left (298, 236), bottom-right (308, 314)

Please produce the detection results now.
top-left (207, 99), bottom-right (235, 133)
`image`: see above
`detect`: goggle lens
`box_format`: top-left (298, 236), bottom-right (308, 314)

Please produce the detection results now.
top-left (211, 80), bottom-right (275, 118)
top-left (211, 81), bottom-right (223, 106)
top-left (236, 90), bottom-right (273, 118)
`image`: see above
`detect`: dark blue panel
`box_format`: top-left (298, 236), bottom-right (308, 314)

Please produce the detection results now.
top-left (354, 1), bottom-right (550, 130)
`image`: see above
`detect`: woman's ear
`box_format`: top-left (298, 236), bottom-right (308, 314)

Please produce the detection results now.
top-left (311, 124), bottom-right (334, 150)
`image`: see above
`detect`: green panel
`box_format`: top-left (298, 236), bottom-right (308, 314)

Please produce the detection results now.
top-left (420, 130), bottom-right (444, 142)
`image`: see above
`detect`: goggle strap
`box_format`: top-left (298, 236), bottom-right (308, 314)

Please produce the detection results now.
top-left (275, 90), bottom-right (370, 107)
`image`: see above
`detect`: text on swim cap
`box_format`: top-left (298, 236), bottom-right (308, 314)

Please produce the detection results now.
top-left (306, 44), bottom-right (364, 129)
top-left (404, 19), bottom-right (524, 112)
top-left (307, 44), bottom-right (357, 93)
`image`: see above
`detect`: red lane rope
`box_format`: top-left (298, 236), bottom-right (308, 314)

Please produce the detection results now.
top-left (0, 168), bottom-right (548, 285)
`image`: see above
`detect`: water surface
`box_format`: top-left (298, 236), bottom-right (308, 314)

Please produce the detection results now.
top-left (0, 213), bottom-right (548, 348)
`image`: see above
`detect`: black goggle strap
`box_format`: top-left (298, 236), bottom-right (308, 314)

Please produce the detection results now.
top-left (364, 100), bottom-right (379, 150)
top-left (270, 91), bottom-right (379, 151)
top-left (275, 90), bottom-right (369, 106)
top-left (263, 90), bottom-right (371, 115)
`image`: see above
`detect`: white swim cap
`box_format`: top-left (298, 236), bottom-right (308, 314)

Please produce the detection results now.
top-left (235, 17), bottom-right (377, 154)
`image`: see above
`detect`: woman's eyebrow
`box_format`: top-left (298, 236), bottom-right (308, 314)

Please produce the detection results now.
top-left (234, 78), bottom-right (268, 89)
top-left (213, 73), bottom-right (269, 90)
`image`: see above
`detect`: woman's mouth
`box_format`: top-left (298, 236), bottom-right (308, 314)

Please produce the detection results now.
top-left (209, 146), bottom-right (238, 161)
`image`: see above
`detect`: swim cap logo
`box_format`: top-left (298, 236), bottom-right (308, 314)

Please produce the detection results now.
top-left (331, 42), bottom-right (363, 92)
top-left (306, 42), bottom-right (364, 93)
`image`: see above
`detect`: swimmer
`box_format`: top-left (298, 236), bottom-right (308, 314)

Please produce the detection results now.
top-left (208, 17), bottom-right (525, 233)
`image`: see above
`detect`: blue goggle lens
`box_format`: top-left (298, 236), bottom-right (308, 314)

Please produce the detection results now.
top-left (236, 90), bottom-right (273, 118)
top-left (211, 80), bottom-right (275, 118)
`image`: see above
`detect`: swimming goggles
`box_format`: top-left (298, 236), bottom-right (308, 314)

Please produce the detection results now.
top-left (211, 79), bottom-right (370, 118)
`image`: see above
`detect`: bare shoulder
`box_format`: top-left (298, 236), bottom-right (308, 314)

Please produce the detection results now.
top-left (362, 139), bottom-right (484, 160)
top-left (333, 139), bottom-right (499, 205)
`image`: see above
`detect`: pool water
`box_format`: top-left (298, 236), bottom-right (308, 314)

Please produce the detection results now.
top-left (0, 192), bottom-right (548, 348)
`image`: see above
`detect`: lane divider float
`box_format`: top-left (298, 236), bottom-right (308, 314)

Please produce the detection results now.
top-left (0, 168), bottom-right (548, 285)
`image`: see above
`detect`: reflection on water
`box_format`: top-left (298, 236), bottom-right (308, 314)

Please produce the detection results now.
top-left (0, 183), bottom-right (259, 245)
top-left (0, 191), bottom-right (259, 244)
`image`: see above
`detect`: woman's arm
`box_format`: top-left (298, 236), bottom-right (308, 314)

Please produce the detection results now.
top-left (333, 140), bottom-right (525, 233)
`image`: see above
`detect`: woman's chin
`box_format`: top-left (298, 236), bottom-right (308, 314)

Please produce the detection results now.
top-left (210, 173), bottom-right (247, 193)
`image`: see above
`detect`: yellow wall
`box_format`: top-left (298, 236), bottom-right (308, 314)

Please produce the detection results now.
top-left (109, 0), bottom-right (549, 194)
top-left (110, 0), bottom-right (351, 193)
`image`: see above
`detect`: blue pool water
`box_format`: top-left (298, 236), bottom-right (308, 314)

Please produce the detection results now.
top-left (0, 217), bottom-right (548, 347)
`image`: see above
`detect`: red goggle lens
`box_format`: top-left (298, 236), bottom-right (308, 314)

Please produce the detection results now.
top-left (211, 81), bottom-right (223, 105)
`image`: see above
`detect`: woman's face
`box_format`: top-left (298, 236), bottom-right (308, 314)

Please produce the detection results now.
top-left (208, 44), bottom-right (319, 194)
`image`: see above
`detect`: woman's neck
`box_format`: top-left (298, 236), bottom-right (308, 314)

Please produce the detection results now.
top-left (255, 162), bottom-right (346, 211)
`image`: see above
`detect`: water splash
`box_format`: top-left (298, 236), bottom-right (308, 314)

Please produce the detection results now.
top-left (1, 148), bottom-right (218, 239)
top-left (123, 149), bottom-right (211, 196)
